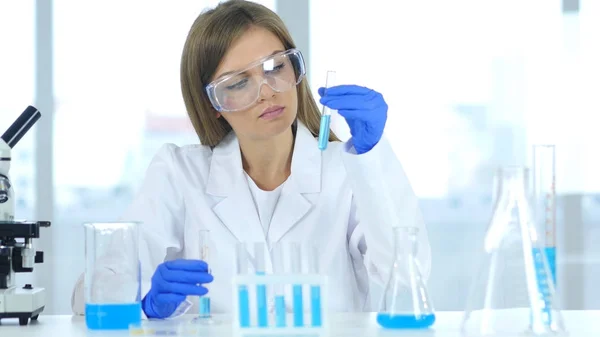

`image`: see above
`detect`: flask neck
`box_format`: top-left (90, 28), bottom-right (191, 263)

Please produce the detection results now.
top-left (495, 166), bottom-right (530, 198)
top-left (393, 227), bottom-right (418, 258)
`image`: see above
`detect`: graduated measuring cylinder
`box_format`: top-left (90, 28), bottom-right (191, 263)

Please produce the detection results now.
top-left (532, 144), bottom-right (557, 285)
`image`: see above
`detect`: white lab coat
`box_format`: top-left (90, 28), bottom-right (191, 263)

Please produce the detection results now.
top-left (71, 121), bottom-right (431, 315)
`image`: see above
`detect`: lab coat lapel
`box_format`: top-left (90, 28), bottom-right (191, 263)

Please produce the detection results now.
top-left (269, 123), bottom-right (321, 243)
top-left (206, 132), bottom-right (266, 245)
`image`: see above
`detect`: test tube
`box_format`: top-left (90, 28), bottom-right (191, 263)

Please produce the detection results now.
top-left (271, 242), bottom-right (286, 327)
top-left (532, 145), bottom-right (557, 285)
top-left (317, 71), bottom-right (337, 151)
top-left (198, 230), bottom-right (211, 319)
top-left (307, 245), bottom-right (322, 327)
top-left (290, 243), bottom-right (304, 327)
top-left (236, 243), bottom-right (251, 328)
top-left (254, 243), bottom-right (268, 328)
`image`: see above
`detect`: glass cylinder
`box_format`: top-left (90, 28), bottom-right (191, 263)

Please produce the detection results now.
top-left (532, 145), bottom-right (557, 285)
top-left (84, 222), bottom-right (141, 330)
top-left (461, 167), bottom-right (566, 337)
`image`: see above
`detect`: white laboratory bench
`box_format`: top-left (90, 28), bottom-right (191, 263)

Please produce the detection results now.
top-left (0, 311), bottom-right (599, 337)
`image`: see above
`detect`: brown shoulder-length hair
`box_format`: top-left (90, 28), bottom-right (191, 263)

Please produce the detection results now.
top-left (180, 0), bottom-right (339, 146)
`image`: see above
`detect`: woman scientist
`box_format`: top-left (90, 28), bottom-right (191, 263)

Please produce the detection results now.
top-left (72, 0), bottom-right (431, 319)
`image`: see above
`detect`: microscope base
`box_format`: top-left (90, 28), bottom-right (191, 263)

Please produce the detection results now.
top-left (0, 286), bottom-right (46, 325)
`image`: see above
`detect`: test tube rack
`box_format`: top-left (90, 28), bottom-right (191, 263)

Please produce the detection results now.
top-left (232, 273), bottom-right (329, 336)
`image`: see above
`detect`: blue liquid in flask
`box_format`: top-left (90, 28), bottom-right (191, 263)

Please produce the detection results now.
top-left (85, 302), bottom-right (142, 330)
top-left (376, 313), bottom-right (436, 329)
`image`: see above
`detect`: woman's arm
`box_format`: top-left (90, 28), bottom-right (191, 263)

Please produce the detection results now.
top-left (70, 144), bottom-right (185, 315)
top-left (342, 136), bottom-right (431, 289)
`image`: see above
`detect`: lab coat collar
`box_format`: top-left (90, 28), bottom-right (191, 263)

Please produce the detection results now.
top-left (206, 121), bottom-right (320, 243)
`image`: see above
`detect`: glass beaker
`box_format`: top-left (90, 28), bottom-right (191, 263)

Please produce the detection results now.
top-left (377, 226), bottom-right (436, 329)
top-left (84, 222), bottom-right (141, 330)
top-left (461, 166), bottom-right (566, 337)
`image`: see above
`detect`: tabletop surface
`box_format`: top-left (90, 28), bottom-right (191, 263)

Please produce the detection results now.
top-left (0, 311), bottom-right (599, 337)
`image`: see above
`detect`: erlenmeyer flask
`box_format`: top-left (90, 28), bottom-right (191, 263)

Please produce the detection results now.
top-left (461, 166), bottom-right (567, 337)
top-left (377, 226), bottom-right (435, 329)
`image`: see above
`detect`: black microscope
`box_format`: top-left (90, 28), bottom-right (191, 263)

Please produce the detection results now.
top-left (0, 106), bottom-right (51, 325)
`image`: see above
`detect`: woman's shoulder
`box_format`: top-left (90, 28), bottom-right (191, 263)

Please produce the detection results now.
top-left (148, 143), bottom-right (214, 175)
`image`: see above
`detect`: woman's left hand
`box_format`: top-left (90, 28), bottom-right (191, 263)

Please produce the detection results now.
top-left (318, 85), bottom-right (388, 154)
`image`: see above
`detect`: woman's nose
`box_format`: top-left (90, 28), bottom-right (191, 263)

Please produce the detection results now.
top-left (258, 79), bottom-right (277, 101)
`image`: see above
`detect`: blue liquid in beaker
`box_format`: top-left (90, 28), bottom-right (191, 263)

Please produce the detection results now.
top-left (376, 313), bottom-right (436, 329)
top-left (85, 302), bottom-right (142, 330)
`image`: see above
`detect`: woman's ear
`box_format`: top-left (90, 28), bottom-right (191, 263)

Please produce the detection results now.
top-left (215, 112), bottom-right (221, 118)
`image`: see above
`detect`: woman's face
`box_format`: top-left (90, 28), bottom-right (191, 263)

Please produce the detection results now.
top-left (211, 26), bottom-right (298, 142)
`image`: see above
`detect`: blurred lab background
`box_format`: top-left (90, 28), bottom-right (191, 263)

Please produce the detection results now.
top-left (0, 0), bottom-right (598, 314)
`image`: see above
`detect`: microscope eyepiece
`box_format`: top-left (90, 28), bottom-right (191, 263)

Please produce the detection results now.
top-left (1, 106), bottom-right (41, 149)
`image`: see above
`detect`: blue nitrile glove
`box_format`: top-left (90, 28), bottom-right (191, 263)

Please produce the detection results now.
top-left (319, 85), bottom-right (388, 154)
top-left (142, 259), bottom-right (213, 319)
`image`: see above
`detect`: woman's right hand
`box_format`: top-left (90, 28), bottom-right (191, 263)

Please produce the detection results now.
top-left (142, 259), bottom-right (213, 319)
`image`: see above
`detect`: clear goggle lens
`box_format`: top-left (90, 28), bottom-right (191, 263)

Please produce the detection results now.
top-left (205, 49), bottom-right (306, 112)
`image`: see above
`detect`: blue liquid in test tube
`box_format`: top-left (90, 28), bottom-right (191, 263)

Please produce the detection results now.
top-left (272, 243), bottom-right (287, 327)
top-left (254, 243), bottom-right (268, 328)
top-left (256, 273), bottom-right (268, 327)
top-left (310, 286), bottom-right (322, 327)
top-left (318, 115), bottom-right (331, 150)
top-left (236, 243), bottom-right (250, 327)
top-left (199, 297), bottom-right (210, 318)
top-left (238, 285), bottom-right (250, 327)
top-left (307, 244), bottom-right (322, 327)
top-left (293, 285), bottom-right (304, 327)
top-left (198, 230), bottom-right (213, 321)
top-left (318, 71), bottom-right (336, 151)
top-left (275, 295), bottom-right (286, 327)
top-left (291, 243), bottom-right (304, 327)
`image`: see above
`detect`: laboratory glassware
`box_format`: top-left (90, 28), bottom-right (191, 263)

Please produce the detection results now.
top-left (377, 226), bottom-right (436, 329)
top-left (84, 222), bottom-right (141, 330)
top-left (307, 244), bottom-right (323, 327)
top-left (194, 229), bottom-right (218, 325)
top-left (232, 241), bottom-right (329, 336)
top-left (461, 166), bottom-right (566, 337)
top-left (318, 70), bottom-right (336, 150)
top-left (272, 242), bottom-right (287, 327)
top-left (532, 145), bottom-right (557, 285)
top-left (290, 242), bottom-right (305, 327)
top-left (254, 242), bottom-right (269, 327)
top-left (236, 242), bottom-right (251, 327)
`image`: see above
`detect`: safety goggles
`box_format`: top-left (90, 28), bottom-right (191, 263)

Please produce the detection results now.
top-left (205, 48), bottom-right (306, 112)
